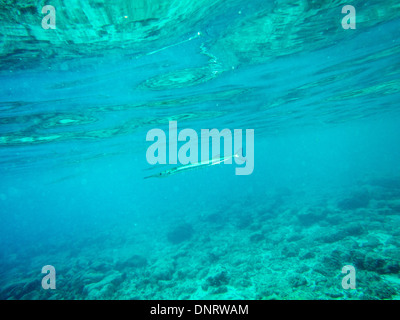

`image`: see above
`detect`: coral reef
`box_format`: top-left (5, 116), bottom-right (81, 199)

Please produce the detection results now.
top-left (1, 176), bottom-right (400, 300)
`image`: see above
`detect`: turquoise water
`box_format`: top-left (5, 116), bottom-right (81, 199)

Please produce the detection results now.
top-left (1, 1), bottom-right (400, 299)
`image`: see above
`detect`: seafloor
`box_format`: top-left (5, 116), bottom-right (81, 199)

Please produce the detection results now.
top-left (1, 175), bottom-right (400, 300)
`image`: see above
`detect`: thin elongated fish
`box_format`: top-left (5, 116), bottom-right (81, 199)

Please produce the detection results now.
top-left (144, 150), bottom-right (244, 179)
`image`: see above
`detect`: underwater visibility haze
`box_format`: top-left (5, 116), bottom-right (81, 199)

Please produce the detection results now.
top-left (1, 0), bottom-right (400, 300)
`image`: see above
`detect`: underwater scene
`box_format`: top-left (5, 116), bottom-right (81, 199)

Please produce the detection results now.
top-left (1, 0), bottom-right (400, 300)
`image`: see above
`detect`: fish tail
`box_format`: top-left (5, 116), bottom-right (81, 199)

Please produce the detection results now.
top-left (234, 148), bottom-right (246, 162)
top-left (144, 173), bottom-right (160, 179)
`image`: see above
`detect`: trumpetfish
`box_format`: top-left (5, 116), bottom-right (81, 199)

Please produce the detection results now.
top-left (144, 150), bottom-right (245, 179)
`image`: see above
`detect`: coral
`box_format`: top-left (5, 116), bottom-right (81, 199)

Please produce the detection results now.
top-left (338, 191), bottom-right (371, 210)
top-left (296, 207), bottom-right (327, 226)
top-left (204, 269), bottom-right (230, 289)
top-left (166, 223), bottom-right (194, 244)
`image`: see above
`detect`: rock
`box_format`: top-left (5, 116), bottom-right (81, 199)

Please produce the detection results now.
top-left (382, 261), bottom-right (400, 274)
top-left (351, 250), bottom-right (367, 269)
top-left (313, 266), bottom-right (330, 277)
top-left (83, 272), bottom-right (125, 299)
top-left (296, 265), bottom-right (310, 273)
top-left (20, 291), bottom-right (38, 300)
top-left (249, 232), bottom-right (264, 242)
top-left (287, 234), bottom-right (304, 242)
top-left (319, 231), bottom-right (345, 243)
top-left (343, 223), bottom-right (364, 236)
top-left (326, 291), bottom-right (343, 298)
top-left (299, 251), bottom-right (315, 260)
top-left (153, 265), bottom-right (174, 281)
top-left (235, 216), bottom-right (252, 229)
top-left (288, 275), bottom-right (307, 288)
top-left (208, 251), bottom-right (220, 263)
top-left (81, 272), bottom-right (105, 284)
top-left (86, 283), bottom-right (116, 299)
top-left (23, 279), bottom-right (40, 293)
top-left (105, 272), bottom-right (125, 286)
top-left (167, 223), bottom-right (194, 244)
top-left (370, 178), bottom-right (400, 189)
top-left (388, 200), bottom-right (400, 213)
top-left (365, 282), bottom-right (397, 300)
top-left (90, 261), bottom-right (111, 272)
top-left (212, 286), bottom-right (228, 294)
top-left (281, 245), bottom-right (300, 257)
top-left (352, 251), bottom-right (399, 274)
top-left (321, 251), bottom-right (343, 269)
top-left (338, 191), bottom-right (371, 210)
top-left (204, 212), bottom-right (226, 224)
top-left (377, 208), bottom-right (395, 216)
top-left (363, 235), bottom-right (381, 248)
top-left (297, 207), bottom-right (327, 226)
top-left (116, 254), bottom-right (147, 270)
top-left (205, 270), bottom-right (230, 288)
top-left (2, 281), bottom-right (26, 299)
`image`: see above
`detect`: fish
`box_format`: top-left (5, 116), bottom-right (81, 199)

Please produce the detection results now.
top-left (144, 149), bottom-right (245, 179)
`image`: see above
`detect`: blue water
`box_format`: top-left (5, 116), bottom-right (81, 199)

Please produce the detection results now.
top-left (1, 1), bottom-right (400, 299)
